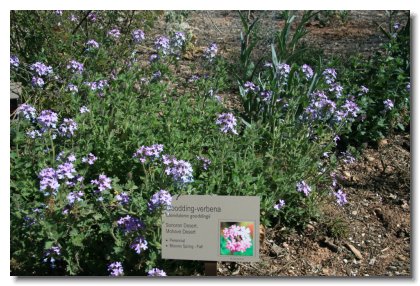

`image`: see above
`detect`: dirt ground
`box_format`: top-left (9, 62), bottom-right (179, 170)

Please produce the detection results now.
top-left (158, 11), bottom-right (411, 277)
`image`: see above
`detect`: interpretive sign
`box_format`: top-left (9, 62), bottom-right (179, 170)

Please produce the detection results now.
top-left (162, 195), bottom-right (260, 262)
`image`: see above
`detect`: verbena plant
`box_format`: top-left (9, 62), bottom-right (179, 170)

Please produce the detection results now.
top-left (10, 10), bottom-right (381, 276)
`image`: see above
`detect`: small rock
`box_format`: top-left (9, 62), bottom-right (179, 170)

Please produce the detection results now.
top-left (369, 258), bottom-right (376, 265)
top-left (345, 242), bottom-right (363, 260)
top-left (365, 156), bottom-right (375, 162)
top-left (378, 139), bottom-right (388, 147)
top-left (351, 211), bottom-right (358, 215)
top-left (388, 266), bottom-right (397, 271)
top-left (343, 259), bottom-right (348, 264)
top-left (343, 171), bottom-right (351, 179)
top-left (396, 255), bottom-right (407, 262)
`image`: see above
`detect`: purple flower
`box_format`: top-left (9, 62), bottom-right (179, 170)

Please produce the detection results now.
top-left (37, 110), bottom-right (58, 129)
top-left (196, 156), bottom-right (211, 170)
top-left (329, 83), bottom-right (343, 97)
top-left (296, 180), bottom-right (311, 196)
top-left (383, 99), bottom-right (394, 111)
top-left (108, 261), bottom-right (124, 276)
top-left (276, 63), bottom-right (291, 80)
top-left (133, 144), bottom-right (164, 163)
top-left (67, 191), bottom-right (84, 205)
top-left (67, 60), bottom-right (84, 74)
top-left (115, 192), bottom-right (130, 205)
top-left (10, 55), bottom-right (19, 68)
top-left (30, 62), bottom-right (53, 76)
top-left (340, 151), bottom-right (355, 164)
top-left (91, 174), bottom-right (112, 193)
top-left (204, 42), bottom-right (218, 62)
top-left (154, 36), bottom-right (170, 55)
top-left (26, 130), bottom-right (42, 139)
top-left (171, 32), bottom-right (186, 50)
top-left (86, 39), bottom-right (99, 50)
top-left (188, 75), bottom-right (200, 83)
top-left (406, 83), bottom-right (410, 92)
top-left (335, 99), bottom-right (360, 121)
top-left (17, 103), bottom-right (37, 121)
top-left (323, 68), bottom-right (337, 85)
top-left (162, 156), bottom-right (194, 185)
top-left (243, 81), bottom-right (258, 93)
top-left (147, 268), bottom-right (167, 276)
top-left (84, 79), bottom-right (108, 91)
top-left (59, 118), bottom-right (78, 137)
top-left (301, 64), bottom-right (314, 79)
top-left (360, 85), bottom-right (369, 94)
top-left (260, 89), bottom-right (273, 102)
top-left (130, 236), bottom-right (148, 254)
top-left (304, 91), bottom-right (336, 121)
top-left (108, 28), bottom-right (121, 39)
top-left (333, 189), bottom-right (347, 206)
top-left (274, 199), bottom-right (285, 210)
top-left (393, 22), bottom-right (400, 30)
top-left (216, 113), bottom-right (238, 135)
top-left (43, 245), bottom-right (61, 268)
top-left (67, 83), bottom-right (78, 93)
top-left (57, 162), bottom-right (76, 180)
top-left (148, 189), bottom-right (172, 211)
top-left (152, 70), bottom-right (161, 81)
top-left (39, 167), bottom-right (60, 194)
top-left (67, 154), bottom-right (76, 162)
top-left (54, 10), bottom-right (63, 16)
top-left (333, 134), bottom-right (340, 145)
top-left (31, 77), bottom-right (45, 88)
top-left (80, 106), bottom-right (90, 114)
top-left (149, 54), bottom-right (159, 62)
top-left (132, 29), bottom-right (145, 43)
top-left (117, 215), bottom-right (144, 234)
top-left (87, 12), bottom-right (97, 22)
top-left (82, 153), bottom-right (97, 165)
top-left (69, 14), bottom-right (78, 22)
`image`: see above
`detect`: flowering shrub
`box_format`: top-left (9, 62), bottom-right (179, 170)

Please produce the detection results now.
top-left (10, 10), bottom-right (407, 276)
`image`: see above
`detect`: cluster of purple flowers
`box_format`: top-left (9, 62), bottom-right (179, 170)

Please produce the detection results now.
top-left (149, 54), bottom-right (159, 62)
top-left (304, 91), bottom-right (336, 121)
top-left (154, 36), bottom-right (170, 55)
top-left (69, 14), bottom-right (78, 22)
top-left (84, 79), bottom-right (108, 96)
top-left (57, 162), bottom-right (76, 180)
top-left (147, 268), bottom-right (167, 276)
top-left (188, 74), bottom-right (200, 83)
top-left (37, 110), bottom-right (58, 129)
top-left (216, 113), bottom-right (238, 135)
top-left (80, 106), bottom-right (90, 114)
top-left (17, 103), bottom-right (37, 121)
top-left (43, 245), bottom-right (61, 268)
top-left (383, 99), bottom-right (394, 111)
top-left (132, 29), bottom-right (145, 43)
top-left (360, 85), bottom-right (369, 94)
top-left (115, 192), bottom-right (130, 205)
top-left (58, 118), bottom-right (78, 137)
top-left (335, 98), bottom-right (360, 121)
top-left (152, 70), bottom-right (162, 81)
top-left (296, 180), bottom-right (311, 196)
top-left (82, 153), bottom-right (97, 165)
top-left (329, 83), bottom-right (344, 98)
top-left (117, 215), bottom-right (144, 234)
top-left (204, 43), bottom-right (218, 62)
top-left (148, 189), bottom-right (172, 211)
top-left (243, 81), bottom-right (259, 93)
top-left (276, 63), bottom-right (291, 82)
top-left (67, 60), bottom-right (84, 74)
top-left (67, 83), bottom-right (79, 93)
top-left (196, 156), bottom-right (211, 170)
top-left (86, 39), bottom-right (99, 50)
top-left (333, 189), bottom-right (347, 206)
top-left (91, 174), bottom-right (112, 193)
top-left (340, 151), bottom-right (355, 164)
top-left (10, 55), bottom-right (19, 68)
top-left (30, 62), bottom-right (53, 76)
top-left (87, 12), bottom-right (97, 22)
top-left (274, 199), bottom-right (285, 210)
top-left (162, 156), bottom-right (194, 185)
top-left (39, 167), bottom-right (60, 195)
top-left (67, 191), bottom-right (84, 205)
top-left (130, 236), bottom-right (148, 254)
top-left (108, 261), bottom-right (124, 276)
top-left (301, 64), bottom-right (314, 79)
top-left (259, 89), bottom-right (273, 102)
top-left (322, 68), bottom-right (337, 85)
top-left (31, 77), bottom-right (45, 88)
top-left (171, 31), bottom-right (186, 50)
top-left (132, 144), bottom-right (164, 163)
top-left (108, 28), bottom-right (121, 39)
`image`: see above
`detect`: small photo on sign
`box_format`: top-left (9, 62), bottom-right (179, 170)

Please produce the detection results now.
top-left (219, 221), bottom-right (254, 256)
